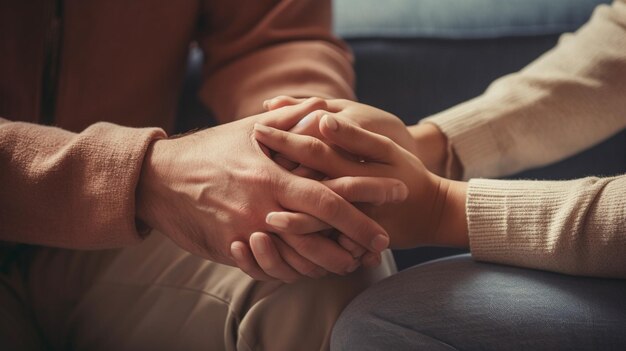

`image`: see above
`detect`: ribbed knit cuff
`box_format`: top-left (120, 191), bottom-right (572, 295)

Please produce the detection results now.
top-left (421, 97), bottom-right (504, 180)
top-left (79, 123), bottom-right (167, 247)
top-left (466, 177), bottom-right (599, 271)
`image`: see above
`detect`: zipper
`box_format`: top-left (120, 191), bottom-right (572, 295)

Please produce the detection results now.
top-left (40, 0), bottom-right (63, 125)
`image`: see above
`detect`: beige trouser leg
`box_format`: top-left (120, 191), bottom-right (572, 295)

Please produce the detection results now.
top-left (7, 232), bottom-right (394, 351)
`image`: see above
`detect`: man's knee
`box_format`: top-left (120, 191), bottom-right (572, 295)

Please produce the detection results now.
top-left (238, 250), bottom-right (396, 350)
top-left (69, 234), bottom-right (395, 350)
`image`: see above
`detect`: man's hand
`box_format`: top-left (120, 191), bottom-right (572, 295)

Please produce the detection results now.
top-left (135, 98), bottom-right (406, 278)
top-left (229, 173), bottom-right (407, 282)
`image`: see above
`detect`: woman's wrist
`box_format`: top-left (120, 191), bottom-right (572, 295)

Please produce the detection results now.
top-left (408, 123), bottom-right (463, 180)
top-left (408, 123), bottom-right (447, 175)
top-left (433, 178), bottom-right (469, 248)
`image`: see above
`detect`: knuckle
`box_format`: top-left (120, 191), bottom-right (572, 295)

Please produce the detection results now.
top-left (337, 177), bottom-right (357, 200)
top-left (274, 130), bottom-right (290, 145)
top-left (292, 237), bottom-right (316, 255)
top-left (236, 203), bottom-right (255, 221)
top-left (296, 259), bottom-right (318, 276)
top-left (350, 221), bottom-right (375, 247)
top-left (250, 168), bottom-right (279, 194)
top-left (297, 185), bottom-right (317, 204)
top-left (324, 257), bottom-right (350, 275)
top-left (339, 235), bottom-right (357, 251)
top-left (353, 246), bottom-right (367, 257)
top-left (381, 136), bottom-right (396, 154)
top-left (317, 191), bottom-right (342, 221)
top-left (374, 185), bottom-right (389, 205)
top-left (289, 215), bottom-right (313, 233)
top-left (337, 258), bottom-right (355, 275)
top-left (269, 95), bottom-right (293, 108)
top-left (248, 166), bottom-right (274, 184)
top-left (306, 97), bottom-right (325, 107)
top-left (336, 98), bottom-right (350, 106)
top-left (305, 138), bottom-right (326, 156)
top-left (306, 110), bottom-right (326, 124)
top-left (261, 259), bottom-right (280, 273)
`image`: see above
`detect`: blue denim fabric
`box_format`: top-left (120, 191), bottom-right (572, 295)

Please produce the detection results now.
top-left (332, 254), bottom-right (626, 350)
top-left (333, 0), bottom-right (610, 39)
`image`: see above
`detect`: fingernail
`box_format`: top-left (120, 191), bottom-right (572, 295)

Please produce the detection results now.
top-left (254, 123), bottom-right (273, 135)
top-left (263, 100), bottom-right (271, 110)
top-left (231, 243), bottom-right (245, 261)
top-left (347, 260), bottom-right (361, 273)
top-left (323, 114), bottom-right (338, 131)
top-left (371, 234), bottom-right (389, 252)
top-left (251, 234), bottom-right (268, 254)
top-left (266, 213), bottom-right (289, 229)
top-left (295, 112), bottom-right (316, 129)
top-left (391, 183), bottom-right (408, 202)
top-left (363, 253), bottom-right (382, 268)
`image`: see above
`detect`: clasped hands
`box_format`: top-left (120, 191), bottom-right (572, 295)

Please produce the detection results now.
top-left (230, 97), bottom-right (468, 282)
top-left (137, 97), bottom-right (468, 284)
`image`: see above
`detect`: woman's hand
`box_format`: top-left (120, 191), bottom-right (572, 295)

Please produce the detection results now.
top-left (264, 96), bottom-right (418, 156)
top-left (266, 95), bottom-right (462, 178)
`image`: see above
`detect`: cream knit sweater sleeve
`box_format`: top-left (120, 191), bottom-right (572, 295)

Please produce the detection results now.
top-left (468, 177), bottom-right (626, 278)
top-left (424, 1), bottom-right (626, 180)
top-left (423, 1), bottom-right (626, 278)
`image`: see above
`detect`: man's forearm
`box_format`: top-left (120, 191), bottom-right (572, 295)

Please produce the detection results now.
top-left (0, 118), bottom-right (166, 248)
top-left (198, 0), bottom-right (354, 122)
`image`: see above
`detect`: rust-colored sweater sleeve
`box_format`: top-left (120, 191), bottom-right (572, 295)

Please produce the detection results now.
top-left (197, 0), bottom-right (355, 122)
top-left (0, 118), bottom-right (166, 249)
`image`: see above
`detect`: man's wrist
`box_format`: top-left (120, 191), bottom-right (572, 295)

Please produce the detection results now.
top-left (136, 138), bottom-right (171, 231)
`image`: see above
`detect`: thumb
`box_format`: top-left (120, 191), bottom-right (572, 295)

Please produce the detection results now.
top-left (261, 97), bottom-right (327, 131)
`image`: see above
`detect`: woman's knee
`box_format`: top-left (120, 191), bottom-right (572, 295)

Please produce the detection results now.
top-left (332, 254), bottom-right (626, 350)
